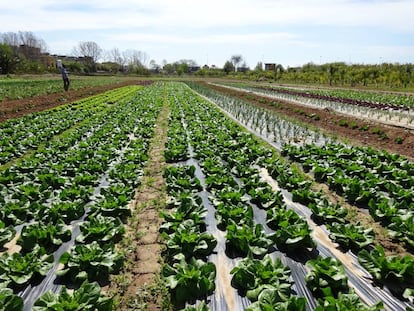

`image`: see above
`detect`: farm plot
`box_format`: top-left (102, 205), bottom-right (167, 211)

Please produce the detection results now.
top-left (0, 84), bottom-right (163, 310)
top-left (1, 81), bottom-right (413, 311)
top-left (213, 82), bottom-right (414, 129)
top-left (161, 83), bottom-right (413, 310)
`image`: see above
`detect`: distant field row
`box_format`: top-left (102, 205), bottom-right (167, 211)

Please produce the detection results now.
top-left (0, 75), bottom-right (150, 102)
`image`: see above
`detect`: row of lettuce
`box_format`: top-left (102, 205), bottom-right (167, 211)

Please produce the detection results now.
top-left (1, 82), bottom-right (413, 310)
top-left (223, 82), bottom-right (414, 110)
top-left (160, 83), bottom-right (413, 310)
top-left (188, 81), bottom-right (414, 255)
top-left (0, 84), bottom-right (163, 310)
top-left (281, 143), bottom-right (414, 251)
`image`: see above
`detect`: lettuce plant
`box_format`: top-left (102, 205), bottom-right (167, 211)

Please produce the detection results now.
top-left (33, 281), bottom-right (113, 311)
top-left (164, 165), bottom-right (202, 193)
top-left (0, 221), bottom-right (15, 248)
top-left (305, 256), bottom-right (348, 298)
top-left (308, 198), bottom-right (348, 224)
top-left (246, 291), bottom-right (306, 311)
top-left (163, 219), bottom-right (217, 260)
top-left (230, 254), bottom-right (292, 301)
top-left (0, 285), bottom-right (23, 311)
top-left (17, 220), bottom-right (71, 252)
top-left (57, 242), bottom-right (124, 284)
top-left (274, 219), bottom-right (316, 252)
top-left (0, 246), bottom-right (53, 287)
top-left (163, 253), bottom-right (216, 304)
top-left (327, 222), bottom-right (375, 251)
top-left (226, 221), bottom-right (275, 257)
top-left (314, 292), bottom-right (384, 311)
top-left (76, 215), bottom-right (125, 244)
top-left (358, 246), bottom-right (414, 291)
top-left (160, 195), bottom-right (207, 234)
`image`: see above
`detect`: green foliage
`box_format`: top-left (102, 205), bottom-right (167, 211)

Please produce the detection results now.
top-left (246, 293), bottom-right (306, 311)
top-left (314, 292), bottom-right (384, 311)
top-left (0, 285), bottom-right (23, 311)
top-left (0, 246), bottom-right (53, 287)
top-left (76, 215), bottom-right (125, 245)
top-left (358, 246), bottom-right (414, 287)
top-left (0, 221), bottom-right (16, 248)
top-left (230, 254), bottom-right (293, 302)
top-left (57, 242), bottom-right (124, 285)
top-left (162, 219), bottom-right (217, 260)
top-left (327, 222), bottom-right (375, 251)
top-left (17, 220), bottom-right (71, 252)
top-left (33, 281), bottom-right (113, 311)
top-left (162, 254), bottom-right (216, 304)
top-left (226, 221), bottom-right (275, 257)
top-left (305, 256), bottom-right (348, 298)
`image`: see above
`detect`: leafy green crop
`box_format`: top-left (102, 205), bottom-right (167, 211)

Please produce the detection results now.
top-left (76, 215), bottom-right (125, 245)
top-left (314, 292), bottom-right (384, 311)
top-left (0, 221), bottom-right (16, 248)
top-left (163, 253), bottom-right (216, 304)
top-left (160, 194), bottom-right (207, 234)
top-left (226, 221), bottom-right (275, 257)
top-left (33, 281), bottom-right (113, 311)
top-left (309, 198), bottom-right (348, 224)
top-left (230, 254), bottom-right (292, 301)
top-left (163, 219), bottom-right (217, 260)
top-left (57, 242), bottom-right (124, 284)
top-left (164, 165), bottom-right (202, 193)
top-left (305, 256), bottom-right (348, 298)
top-left (246, 291), bottom-right (306, 311)
top-left (0, 246), bottom-right (53, 287)
top-left (327, 222), bottom-right (375, 251)
top-left (358, 246), bottom-right (414, 293)
top-left (17, 220), bottom-right (71, 252)
top-left (0, 284), bottom-right (23, 311)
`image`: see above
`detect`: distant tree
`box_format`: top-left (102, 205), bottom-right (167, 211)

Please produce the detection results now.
top-left (223, 60), bottom-right (235, 74)
top-left (123, 50), bottom-right (149, 70)
top-left (254, 62), bottom-right (263, 71)
top-left (230, 54), bottom-right (243, 71)
top-left (72, 41), bottom-right (102, 71)
top-left (149, 59), bottom-right (161, 72)
top-left (108, 47), bottom-right (124, 70)
top-left (0, 43), bottom-right (15, 74)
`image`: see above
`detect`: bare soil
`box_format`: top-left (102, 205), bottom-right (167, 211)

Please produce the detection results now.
top-left (203, 82), bottom-right (414, 160)
top-left (106, 102), bottom-right (170, 311)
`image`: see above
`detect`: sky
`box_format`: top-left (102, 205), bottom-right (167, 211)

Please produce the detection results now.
top-left (1, 0), bottom-right (413, 68)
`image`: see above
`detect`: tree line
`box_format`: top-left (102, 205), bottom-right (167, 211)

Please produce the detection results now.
top-left (1, 31), bottom-right (413, 89)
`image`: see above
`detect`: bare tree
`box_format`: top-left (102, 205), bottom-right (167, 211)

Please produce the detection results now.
top-left (0, 32), bottom-right (20, 47)
top-left (123, 49), bottom-right (149, 69)
top-left (1, 31), bottom-right (48, 54)
top-left (107, 47), bottom-right (125, 67)
top-left (73, 41), bottom-right (102, 69)
top-left (230, 54), bottom-right (243, 72)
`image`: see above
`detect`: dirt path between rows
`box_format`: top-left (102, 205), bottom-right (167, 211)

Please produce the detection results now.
top-left (202, 82), bottom-right (414, 160)
top-left (106, 95), bottom-right (170, 310)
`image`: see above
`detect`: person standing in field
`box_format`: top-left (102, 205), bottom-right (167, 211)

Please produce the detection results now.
top-left (61, 64), bottom-right (70, 91)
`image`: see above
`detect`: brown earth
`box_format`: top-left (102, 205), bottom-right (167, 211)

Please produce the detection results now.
top-left (0, 80), bottom-right (148, 123)
top-left (105, 98), bottom-right (170, 311)
top-left (202, 82), bottom-right (414, 161)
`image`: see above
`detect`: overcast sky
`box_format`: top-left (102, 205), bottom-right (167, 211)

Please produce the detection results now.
top-left (1, 0), bottom-right (413, 68)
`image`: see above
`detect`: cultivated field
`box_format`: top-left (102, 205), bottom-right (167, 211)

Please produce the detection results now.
top-left (0, 78), bottom-right (413, 311)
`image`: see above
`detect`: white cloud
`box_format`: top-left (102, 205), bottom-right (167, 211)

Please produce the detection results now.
top-left (105, 32), bottom-right (300, 45)
top-left (1, 0), bottom-right (413, 32)
top-left (1, 0), bottom-right (413, 65)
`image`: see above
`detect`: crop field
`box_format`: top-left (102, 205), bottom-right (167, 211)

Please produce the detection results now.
top-left (0, 81), bottom-right (413, 311)
top-left (0, 76), bottom-right (150, 102)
